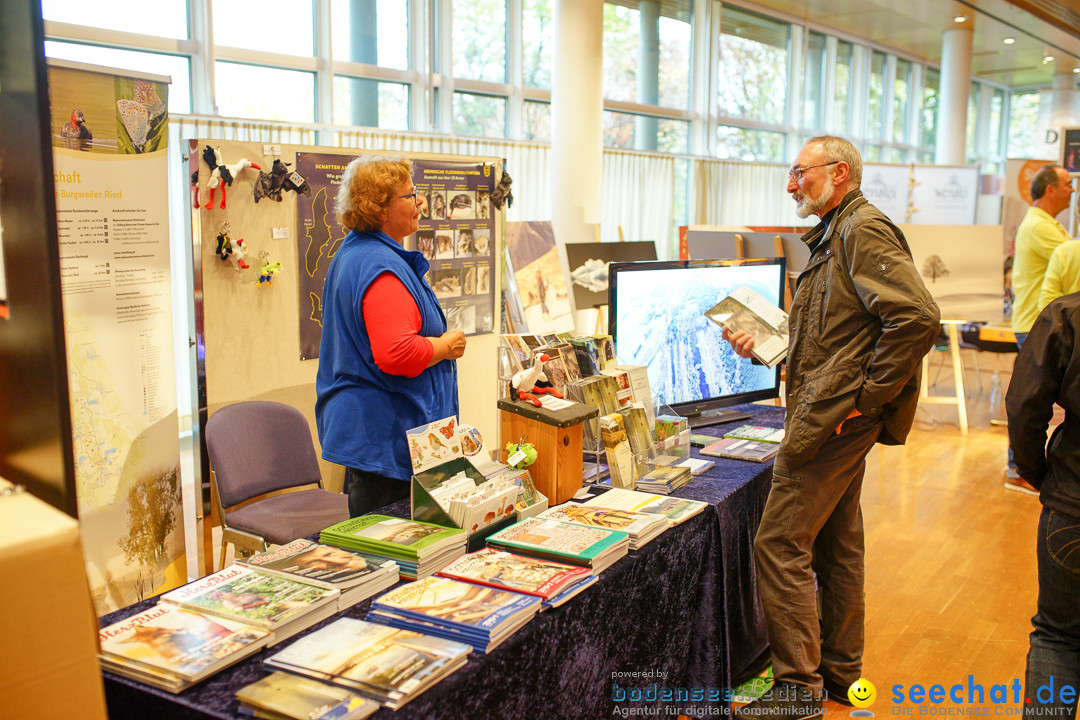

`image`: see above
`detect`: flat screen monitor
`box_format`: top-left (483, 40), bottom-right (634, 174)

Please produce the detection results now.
top-left (608, 258), bottom-right (785, 428)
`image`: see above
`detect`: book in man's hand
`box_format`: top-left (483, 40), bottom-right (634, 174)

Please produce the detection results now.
top-left (705, 285), bottom-right (790, 367)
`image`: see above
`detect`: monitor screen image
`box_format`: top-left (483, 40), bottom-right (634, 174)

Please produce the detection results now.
top-left (608, 258), bottom-right (785, 427)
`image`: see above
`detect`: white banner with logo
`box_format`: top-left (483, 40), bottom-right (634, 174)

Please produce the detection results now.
top-left (909, 166), bottom-right (979, 225)
top-left (860, 164), bottom-right (910, 223)
top-left (49, 60), bottom-right (183, 614)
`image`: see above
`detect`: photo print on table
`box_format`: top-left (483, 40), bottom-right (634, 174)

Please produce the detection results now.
top-left (431, 267), bottom-right (463, 298)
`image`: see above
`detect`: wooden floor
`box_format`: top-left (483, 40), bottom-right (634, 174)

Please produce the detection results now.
top-left (824, 389), bottom-right (1041, 715)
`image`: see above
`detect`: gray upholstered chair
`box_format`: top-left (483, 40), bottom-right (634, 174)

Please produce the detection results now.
top-left (205, 400), bottom-right (348, 570)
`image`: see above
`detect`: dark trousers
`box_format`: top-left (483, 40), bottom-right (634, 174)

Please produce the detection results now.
top-left (755, 414), bottom-right (883, 692)
top-left (344, 467), bottom-right (410, 517)
top-left (1024, 507), bottom-right (1080, 719)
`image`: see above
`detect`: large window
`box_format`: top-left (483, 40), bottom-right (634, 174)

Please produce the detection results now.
top-left (867, 51), bottom-right (886, 140)
top-left (214, 0), bottom-right (314, 57)
top-left (920, 68), bottom-right (940, 154)
top-left (1008, 90), bottom-right (1041, 159)
top-left (522, 0), bottom-right (553, 89)
top-left (453, 0), bottom-right (507, 83)
top-left (215, 63), bottom-right (315, 123)
top-left (42, 0), bottom-right (188, 39)
top-left (804, 32), bottom-right (826, 132)
top-left (332, 78), bottom-right (409, 129)
top-left (453, 92), bottom-right (506, 138)
top-left (832, 40), bottom-right (853, 134)
top-left (717, 5), bottom-right (788, 126)
top-left (330, 0), bottom-right (410, 70)
top-left (893, 59), bottom-right (912, 144)
top-left (716, 125), bottom-right (785, 161)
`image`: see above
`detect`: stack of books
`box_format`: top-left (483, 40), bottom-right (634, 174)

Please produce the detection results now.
top-left (160, 565), bottom-right (340, 645)
top-left (636, 464), bottom-right (693, 494)
top-left (99, 603), bottom-right (271, 693)
top-left (264, 617), bottom-right (470, 710)
top-left (436, 547), bottom-right (596, 609)
top-left (701, 436), bottom-right (780, 463)
top-left (235, 671), bottom-right (380, 720)
top-left (582, 487), bottom-right (708, 526)
top-left (537, 501), bottom-right (668, 550)
top-left (320, 515), bottom-right (467, 580)
top-left (367, 575), bottom-right (541, 653)
top-left (239, 538), bottom-right (400, 612)
top-left (486, 516), bottom-right (630, 573)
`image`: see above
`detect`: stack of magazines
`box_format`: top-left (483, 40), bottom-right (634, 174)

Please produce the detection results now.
top-left (320, 515), bottom-right (467, 580)
top-left (582, 487), bottom-right (708, 526)
top-left (99, 603), bottom-right (271, 693)
top-left (436, 547), bottom-right (596, 610)
top-left (537, 502), bottom-right (668, 550)
top-left (239, 538), bottom-right (400, 612)
top-left (701, 436), bottom-right (780, 463)
top-left (636, 464), bottom-right (693, 495)
top-left (235, 671), bottom-right (380, 720)
top-left (264, 617), bottom-right (470, 710)
top-left (367, 575), bottom-right (541, 653)
top-left (486, 516), bottom-right (630, 573)
top-left (160, 565), bottom-right (340, 645)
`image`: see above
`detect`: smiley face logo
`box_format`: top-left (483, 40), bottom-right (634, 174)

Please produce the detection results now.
top-left (848, 678), bottom-right (877, 708)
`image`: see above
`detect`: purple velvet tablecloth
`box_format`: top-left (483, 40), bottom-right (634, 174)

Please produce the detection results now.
top-left (100, 403), bottom-right (782, 720)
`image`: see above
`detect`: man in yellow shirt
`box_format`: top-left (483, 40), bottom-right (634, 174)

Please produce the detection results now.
top-left (1039, 239), bottom-right (1080, 311)
top-left (1008, 164), bottom-right (1074, 492)
top-left (1012, 164), bottom-right (1073, 339)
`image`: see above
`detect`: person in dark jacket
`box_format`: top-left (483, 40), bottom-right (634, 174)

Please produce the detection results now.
top-left (316, 155), bottom-right (466, 517)
top-left (1005, 292), bottom-right (1080, 719)
top-left (727, 136), bottom-right (940, 719)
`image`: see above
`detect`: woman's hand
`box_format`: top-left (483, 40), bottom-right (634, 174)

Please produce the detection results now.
top-left (441, 329), bottom-right (466, 359)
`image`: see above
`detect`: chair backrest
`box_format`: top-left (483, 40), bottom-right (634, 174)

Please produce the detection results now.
top-left (205, 401), bottom-right (323, 509)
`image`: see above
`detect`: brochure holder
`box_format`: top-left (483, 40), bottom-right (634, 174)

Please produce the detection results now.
top-left (498, 396), bottom-right (599, 504)
top-left (411, 458), bottom-right (517, 553)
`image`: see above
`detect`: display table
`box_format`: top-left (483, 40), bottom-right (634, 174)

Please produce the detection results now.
top-left (100, 404), bottom-right (783, 720)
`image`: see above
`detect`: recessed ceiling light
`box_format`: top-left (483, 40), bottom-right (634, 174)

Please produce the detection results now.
top-left (953, 15), bottom-right (967, 22)
top-left (1044, 56), bottom-right (1055, 64)
top-left (1003, 37), bottom-right (1016, 45)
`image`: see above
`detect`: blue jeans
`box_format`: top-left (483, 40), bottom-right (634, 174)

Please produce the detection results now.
top-left (1024, 507), bottom-right (1080, 719)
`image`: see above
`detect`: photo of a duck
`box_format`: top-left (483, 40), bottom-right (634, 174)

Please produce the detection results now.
top-left (60, 109), bottom-right (92, 140)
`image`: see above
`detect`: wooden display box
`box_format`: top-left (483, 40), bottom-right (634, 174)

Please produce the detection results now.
top-left (411, 457), bottom-right (516, 552)
top-left (498, 397), bottom-right (599, 504)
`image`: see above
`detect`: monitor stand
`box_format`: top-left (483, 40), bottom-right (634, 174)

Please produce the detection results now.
top-left (678, 408), bottom-right (752, 429)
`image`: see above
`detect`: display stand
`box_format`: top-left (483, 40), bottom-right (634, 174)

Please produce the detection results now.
top-left (411, 457), bottom-right (518, 552)
top-left (498, 397), bottom-right (598, 504)
top-left (918, 319), bottom-right (968, 434)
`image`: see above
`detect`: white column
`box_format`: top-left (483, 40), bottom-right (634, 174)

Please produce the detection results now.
top-left (936, 25), bottom-right (973, 165)
top-left (551, 0), bottom-right (604, 246)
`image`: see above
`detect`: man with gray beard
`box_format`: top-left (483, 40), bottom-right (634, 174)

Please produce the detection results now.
top-left (726, 136), bottom-right (940, 718)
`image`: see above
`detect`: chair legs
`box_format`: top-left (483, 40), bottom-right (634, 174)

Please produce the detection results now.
top-left (218, 541), bottom-right (228, 573)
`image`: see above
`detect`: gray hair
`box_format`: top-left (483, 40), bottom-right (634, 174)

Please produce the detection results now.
top-left (806, 135), bottom-right (863, 189)
top-left (1030, 164), bottom-right (1063, 201)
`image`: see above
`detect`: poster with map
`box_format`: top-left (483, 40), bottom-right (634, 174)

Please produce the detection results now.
top-left (296, 154), bottom-right (497, 360)
top-left (50, 61), bottom-right (183, 614)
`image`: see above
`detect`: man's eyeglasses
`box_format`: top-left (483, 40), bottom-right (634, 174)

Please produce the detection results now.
top-left (789, 161), bottom-right (840, 182)
top-left (397, 192), bottom-right (418, 200)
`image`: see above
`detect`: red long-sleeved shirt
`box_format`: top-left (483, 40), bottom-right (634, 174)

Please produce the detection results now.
top-left (362, 272), bottom-right (435, 377)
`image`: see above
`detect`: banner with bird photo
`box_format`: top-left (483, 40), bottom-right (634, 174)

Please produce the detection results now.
top-left (294, 153), bottom-right (498, 360)
top-left (47, 60), bottom-right (184, 614)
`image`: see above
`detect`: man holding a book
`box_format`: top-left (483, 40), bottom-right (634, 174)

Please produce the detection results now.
top-left (725, 136), bottom-right (940, 719)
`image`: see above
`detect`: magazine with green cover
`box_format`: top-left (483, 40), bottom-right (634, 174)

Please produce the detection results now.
top-left (160, 565), bottom-right (339, 633)
top-left (486, 516), bottom-right (630, 569)
top-left (723, 424), bottom-right (785, 444)
top-left (320, 515), bottom-right (466, 561)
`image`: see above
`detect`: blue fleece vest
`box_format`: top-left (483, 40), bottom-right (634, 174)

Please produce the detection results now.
top-left (315, 230), bottom-right (458, 480)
